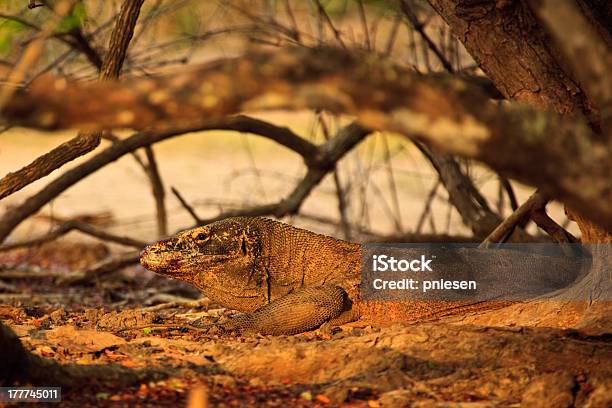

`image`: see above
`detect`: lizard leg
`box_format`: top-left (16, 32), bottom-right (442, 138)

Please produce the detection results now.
top-left (200, 285), bottom-right (353, 335)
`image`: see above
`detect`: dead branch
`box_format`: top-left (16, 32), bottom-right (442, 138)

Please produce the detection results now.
top-left (5, 48), bottom-right (612, 228)
top-left (143, 297), bottom-right (209, 312)
top-left (171, 186), bottom-right (203, 224)
top-left (0, 0), bottom-right (144, 201)
top-left (144, 146), bottom-right (167, 237)
top-left (480, 190), bottom-right (548, 247)
top-left (318, 113), bottom-right (351, 240)
top-left (415, 178), bottom-right (440, 234)
top-left (400, 0), bottom-right (454, 72)
top-left (0, 220), bottom-right (147, 252)
top-left (0, 115), bottom-right (344, 244)
top-left (61, 251), bottom-right (141, 285)
top-left (3, 47), bottom-right (607, 230)
top-left (313, 0), bottom-right (346, 49)
top-left (0, 133), bottom-right (101, 200)
top-left (0, 270), bottom-right (65, 279)
top-left (194, 122), bottom-right (370, 226)
top-left (414, 142), bottom-right (534, 241)
top-left (530, 210), bottom-right (578, 244)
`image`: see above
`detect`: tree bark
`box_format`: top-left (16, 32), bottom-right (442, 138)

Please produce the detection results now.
top-left (426, 0), bottom-right (611, 328)
top-left (427, 0), bottom-right (600, 127)
top-left (425, 0), bottom-right (611, 239)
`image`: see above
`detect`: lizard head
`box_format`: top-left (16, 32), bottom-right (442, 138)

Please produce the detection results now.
top-left (140, 217), bottom-right (266, 309)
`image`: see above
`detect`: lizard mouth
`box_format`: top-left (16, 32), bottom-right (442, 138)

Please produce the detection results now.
top-left (140, 243), bottom-right (235, 277)
top-left (139, 243), bottom-right (185, 274)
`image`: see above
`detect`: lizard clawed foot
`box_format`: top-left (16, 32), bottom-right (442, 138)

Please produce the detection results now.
top-left (319, 322), bottom-right (343, 337)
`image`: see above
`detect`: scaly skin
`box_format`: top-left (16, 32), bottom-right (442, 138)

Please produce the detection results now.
top-left (140, 217), bottom-right (507, 335)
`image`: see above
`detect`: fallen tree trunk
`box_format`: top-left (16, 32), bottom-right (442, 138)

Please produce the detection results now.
top-left (2, 47), bottom-right (610, 232)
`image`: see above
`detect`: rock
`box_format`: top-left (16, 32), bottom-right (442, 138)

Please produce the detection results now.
top-left (96, 310), bottom-right (155, 331)
top-left (521, 372), bottom-right (575, 408)
top-left (322, 385), bottom-right (349, 404)
top-left (378, 389), bottom-right (414, 407)
top-left (248, 377), bottom-right (264, 387)
top-left (45, 326), bottom-right (126, 353)
top-left (210, 375), bottom-right (236, 388)
top-left (50, 307), bottom-right (65, 323)
top-left (84, 308), bottom-right (105, 326)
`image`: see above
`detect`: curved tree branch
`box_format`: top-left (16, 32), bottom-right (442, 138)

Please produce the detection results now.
top-left (0, 115), bottom-right (365, 243)
top-left (3, 47), bottom-right (609, 231)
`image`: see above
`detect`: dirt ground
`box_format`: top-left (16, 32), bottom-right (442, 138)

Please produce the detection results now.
top-left (0, 240), bottom-right (610, 407)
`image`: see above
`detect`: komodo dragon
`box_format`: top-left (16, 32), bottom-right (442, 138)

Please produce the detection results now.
top-left (139, 217), bottom-right (577, 335)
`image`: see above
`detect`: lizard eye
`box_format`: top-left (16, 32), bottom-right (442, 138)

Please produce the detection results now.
top-left (196, 233), bottom-right (207, 241)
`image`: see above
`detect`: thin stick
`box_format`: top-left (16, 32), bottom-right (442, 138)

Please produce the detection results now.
top-left (480, 190), bottom-right (548, 247)
top-left (416, 178), bottom-right (440, 234)
top-left (313, 0), bottom-right (346, 49)
top-left (0, 220), bottom-right (146, 252)
top-left (171, 186), bottom-right (202, 224)
top-left (115, 323), bottom-right (210, 334)
top-left (144, 146), bottom-right (168, 237)
top-left (399, 0), bottom-right (454, 73)
top-left (357, 0), bottom-right (371, 50)
top-left (318, 113), bottom-right (351, 240)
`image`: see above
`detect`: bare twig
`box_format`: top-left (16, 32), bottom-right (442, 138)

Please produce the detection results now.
top-left (500, 176), bottom-right (519, 211)
top-left (399, 0), bottom-right (454, 73)
top-left (0, 13), bottom-right (103, 70)
top-left (381, 134), bottom-right (403, 232)
top-left (313, 0), bottom-right (346, 49)
top-left (318, 113), bottom-right (351, 239)
top-left (357, 0), bottom-right (371, 50)
top-left (171, 186), bottom-right (202, 224)
top-left (415, 178), bottom-right (440, 234)
top-left (480, 190), bottom-right (548, 247)
top-left (144, 146), bottom-right (167, 237)
top-left (61, 251), bottom-right (141, 285)
top-left (383, 11), bottom-right (402, 58)
top-left (0, 220), bottom-right (147, 252)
